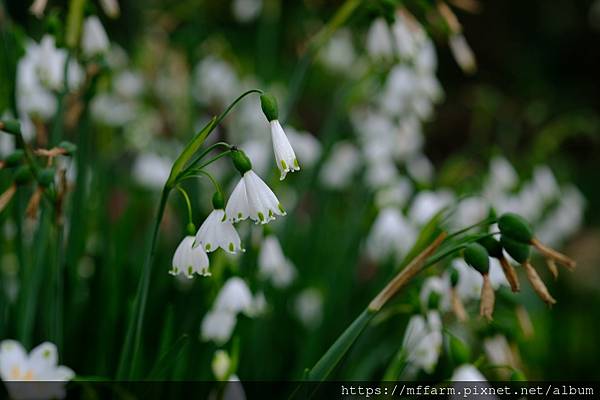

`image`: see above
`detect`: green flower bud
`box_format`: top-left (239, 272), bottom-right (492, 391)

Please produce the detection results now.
top-left (14, 165), bottom-right (32, 185)
top-left (4, 150), bottom-right (25, 167)
top-left (260, 93), bottom-right (279, 122)
top-left (498, 213), bottom-right (533, 243)
top-left (212, 191), bottom-right (225, 210)
top-left (449, 267), bottom-right (460, 288)
top-left (186, 222), bottom-right (196, 236)
top-left (478, 236), bottom-right (503, 259)
top-left (0, 119), bottom-right (21, 135)
top-left (58, 141), bottom-right (77, 156)
top-left (39, 168), bottom-right (56, 187)
top-left (230, 149), bottom-right (252, 175)
top-left (463, 243), bottom-right (490, 275)
top-left (500, 235), bottom-right (531, 263)
top-left (448, 335), bottom-right (470, 366)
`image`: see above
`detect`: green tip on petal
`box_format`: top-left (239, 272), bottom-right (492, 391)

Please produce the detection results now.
top-left (229, 243), bottom-right (234, 252)
top-left (280, 159), bottom-right (287, 170)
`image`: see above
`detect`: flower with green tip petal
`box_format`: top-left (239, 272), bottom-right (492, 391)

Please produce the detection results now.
top-left (170, 236), bottom-right (210, 278)
top-left (194, 209), bottom-right (243, 254)
top-left (225, 170), bottom-right (286, 224)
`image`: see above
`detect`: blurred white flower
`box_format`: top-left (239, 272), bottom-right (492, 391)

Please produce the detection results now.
top-left (409, 190), bottom-right (454, 225)
top-left (419, 276), bottom-right (450, 311)
top-left (450, 258), bottom-right (483, 301)
top-left (402, 311), bottom-right (442, 374)
top-left (226, 170), bottom-right (286, 224)
top-left (366, 18), bottom-right (393, 59)
top-left (258, 235), bottom-right (296, 288)
top-left (366, 207), bottom-right (416, 262)
top-left (406, 155), bottom-right (434, 184)
top-left (374, 178), bottom-right (413, 209)
top-left (532, 165), bottom-right (560, 202)
top-left (91, 93), bottom-right (138, 126)
top-left (485, 156), bottom-right (517, 195)
top-left (449, 33), bottom-right (477, 74)
top-left (17, 35), bottom-right (83, 120)
top-left (29, 0), bottom-right (47, 18)
top-left (201, 310), bottom-right (236, 344)
top-left (319, 29), bottom-right (356, 73)
top-left (319, 141), bottom-right (361, 189)
top-left (0, 340), bottom-right (74, 400)
top-left (239, 139), bottom-right (270, 176)
top-left (193, 57), bottom-right (239, 106)
top-left (451, 364), bottom-right (486, 381)
top-left (170, 236), bottom-right (210, 278)
top-left (214, 277), bottom-right (254, 315)
top-left (483, 335), bottom-right (515, 368)
top-left (114, 70), bottom-right (144, 98)
top-left (536, 185), bottom-right (584, 246)
top-left (132, 153), bottom-right (172, 189)
top-left (451, 197), bottom-right (489, 228)
top-left (211, 350), bottom-right (231, 380)
top-left (285, 128), bottom-right (322, 168)
top-left (99, 0), bottom-right (120, 18)
top-left (81, 16), bottom-right (110, 57)
top-left (270, 120), bottom-right (299, 180)
top-left (294, 288), bottom-right (323, 329)
top-left (232, 0), bottom-right (263, 23)
top-left (195, 209), bottom-right (243, 254)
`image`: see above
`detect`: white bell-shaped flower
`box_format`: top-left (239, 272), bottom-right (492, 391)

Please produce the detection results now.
top-left (258, 235), bottom-right (296, 288)
top-left (402, 311), bottom-right (442, 374)
top-left (170, 236), bottom-right (210, 278)
top-left (195, 209), bottom-right (243, 253)
top-left (226, 170), bottom-right (285, 224)
top-left (201, 310), bottom-right (236, 344)
top-left (214, 277), bottom-right (254, 315)
top-left (270, 120), bottom-right (299, 180)
top-left (81, 16), bottom-right (110, 57)
top-left (0, 340), bottom-right (74, 400)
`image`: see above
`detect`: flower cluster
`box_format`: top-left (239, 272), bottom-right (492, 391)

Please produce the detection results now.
top-left (170, 93), bottom-right (299, 279)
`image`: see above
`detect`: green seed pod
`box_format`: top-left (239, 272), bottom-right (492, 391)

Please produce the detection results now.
top-left (498, 213), bottom-right (533, 243)
top-left (0, 119), bottom-right (21, 135)
top-left (463, 243), bottom-right (490, 275)
top-left (260, 93), bottom-right (279, 122)
top-left (478, 236), bottom-right (503, 259)
top-left (449, 267), bottom-right (460, 288)
top-left (448, 335), bottom-right (470, 366)
top-left (4, 150), bottom-right (25, 167)
top-left (500, 235), bottom-right (531, 263)
top-left (230, 149), bottom-right (252, 175)
top-left (212, 191), bottom-right (225, 210)
top-left (58, 141), bottom-right (77, 156)
top-left (14, 165), bottom-right (32, 185)
top-left (427, 291), bottom-right (441, 310)
top-left (39, 168), bottom-right (56, 187)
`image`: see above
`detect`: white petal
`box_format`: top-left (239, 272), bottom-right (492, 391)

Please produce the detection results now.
top-left (195, 209), bottom-right (243, 254)
top-left (270, 120), bottom-right (299, 180)
top-left (225, 178), bottom-right (249, 222)
top-left (243, 171), bottom-right (285, 224)
top-left (214, 277), bottom-right (253, 314)
top-left (29, 342), bottom-right (58, 371)
top-left (201, 310), bottom-right (237, 344)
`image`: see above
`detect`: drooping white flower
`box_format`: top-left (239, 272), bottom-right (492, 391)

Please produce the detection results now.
top-left (366, 18), bottom-right (393, 59)
top-left (258, 235), bottom-right (296, 288)
top-left (201, 310), bottom-right (236, 344)
top-left (319, 141), bottom-right (361, 189)
top-left (408, 190), bottom-right (454, 225)
top-left (451, 364), bottom-right (487, 381)
top-left (225, 170), bottom-right (285, 224)
top-left (483, 335), bottom-right (515, 368)
top-left (449, 33), bottom-right (477, 74)
top-left (294, 288), bottom-right (323, 329)
top-left (0, 340), bottom-right (74, 400)
top-left (99, 0), bottom-right (120, 18)
top-left (366, 207), bottom-right (417, 262)
top-left (214, 277), bottom-right (254, 314)
top-left (319, 29), bottom-right (356, 73)
top-left (402, 311), bottom-right (442, 374)
top-left (132, 153), bottom-right (172, 190)
top-left (170, 236), bottom-right (210, 278)
top-left (193, 57), bottom-right (239, 107)
top-left (270, 120), bottom-right (299, 180)
top-left (195, 209), bottom-right (243, 254)
top-left (81, 16), bottom-right (110, 57)
top-left (231, 0), bottom-right (263, 23)
top-left (419, 276), bottom-right (451, 311)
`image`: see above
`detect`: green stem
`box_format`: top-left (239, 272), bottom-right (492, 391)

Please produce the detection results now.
top-left (186, 150), bottom-right (232, 173)
top-left (117, 187), bottom-right (170, 379)
top-left (176, 186), bottom-right (193, 226)
top-left (181, 142), bottom-right (231, 176)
